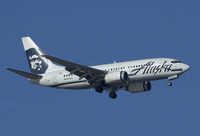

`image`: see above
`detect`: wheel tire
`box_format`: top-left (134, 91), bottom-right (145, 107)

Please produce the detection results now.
top-left (168, 82), bottom-right (172, 86)
top-left (109, 91), bottom-right (117, 99)
top-left (95, 87), bottom-right (103, 93)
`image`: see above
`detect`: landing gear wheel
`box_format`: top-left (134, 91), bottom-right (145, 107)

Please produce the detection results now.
top-left (95, 87), bottom-right (103, 93)
top-left (168, 82), bottom-right (172, 86)
top-left (109, 91), bottom-right (117, 99)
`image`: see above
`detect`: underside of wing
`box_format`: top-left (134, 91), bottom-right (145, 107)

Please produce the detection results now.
top-left (42, 55), bottom-right (106, 82)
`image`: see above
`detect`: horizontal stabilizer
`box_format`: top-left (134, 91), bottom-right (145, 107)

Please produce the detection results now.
top-left (6, 68), bottom-right (42, 79)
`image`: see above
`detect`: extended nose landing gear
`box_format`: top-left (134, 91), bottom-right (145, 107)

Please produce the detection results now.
top-left (168, 75), bottom-right (178, 87)
top-left (168, 82), bottom-right (172, 86)
top-left (109, 91), bottom-right (117, 99)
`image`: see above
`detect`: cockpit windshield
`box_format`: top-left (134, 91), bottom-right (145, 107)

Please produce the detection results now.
top-left (171, 60), bottom-right (182, 63)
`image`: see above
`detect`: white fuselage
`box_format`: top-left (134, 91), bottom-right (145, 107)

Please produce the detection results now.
top-left (30, 58), bottom-right (189, 89)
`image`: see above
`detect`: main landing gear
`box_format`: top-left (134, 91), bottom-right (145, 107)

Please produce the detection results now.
top-left (109, 91), bottom-right (117, 99)
top-left (168, 81), bottom-right (172, 86)
top-left (95, 87), bottom-right (103, 93)
top-left (95, 87), bottom-right (117, 99)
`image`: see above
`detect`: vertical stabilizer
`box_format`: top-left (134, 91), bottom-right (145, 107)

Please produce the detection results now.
top-left (22, 37), bottom-right (58, 74)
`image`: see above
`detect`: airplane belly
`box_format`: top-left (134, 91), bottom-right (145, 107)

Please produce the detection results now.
top-left (55, 80), bottom-right (91, 89)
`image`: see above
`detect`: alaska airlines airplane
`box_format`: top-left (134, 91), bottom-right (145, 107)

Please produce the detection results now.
top-left (7, 37), bottom-right (190, 99)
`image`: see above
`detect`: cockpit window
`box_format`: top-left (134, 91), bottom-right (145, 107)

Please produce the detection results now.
top-left (171, 60), bottom-right (181, 63)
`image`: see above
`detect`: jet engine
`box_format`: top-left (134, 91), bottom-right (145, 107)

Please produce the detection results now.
top-left (104, 71), bottom-right (128, 84)
top-left (126, 81), bottom-right (151, 93)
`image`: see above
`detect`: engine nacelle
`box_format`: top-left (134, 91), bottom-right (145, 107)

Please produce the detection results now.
top-left (104, 71), bottom-right (128, 84)
top-left (126, 81), bottom-right (151, 93)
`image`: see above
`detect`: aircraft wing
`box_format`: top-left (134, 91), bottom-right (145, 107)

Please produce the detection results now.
top-left (43, 55), bottom-right (106, 82)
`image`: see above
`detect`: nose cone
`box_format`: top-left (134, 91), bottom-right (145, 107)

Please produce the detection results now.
top-left (182, 64), bottom-right (190, 72)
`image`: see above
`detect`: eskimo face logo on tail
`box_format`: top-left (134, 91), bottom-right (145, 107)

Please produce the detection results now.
top-left (29, 55), bottom-right (42, 71)
top-left (26, 48), bottom-right (48, 74)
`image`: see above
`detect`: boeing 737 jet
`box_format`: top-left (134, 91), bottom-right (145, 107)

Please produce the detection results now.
top-left (7, 37), bottom-right (190, 99)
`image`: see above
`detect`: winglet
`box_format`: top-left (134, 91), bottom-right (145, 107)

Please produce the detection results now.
top-left (6, 68), bottom-right (42, 79)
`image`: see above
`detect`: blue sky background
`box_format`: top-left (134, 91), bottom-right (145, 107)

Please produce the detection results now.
top-left (0, 0), bottom-right (199, 135)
